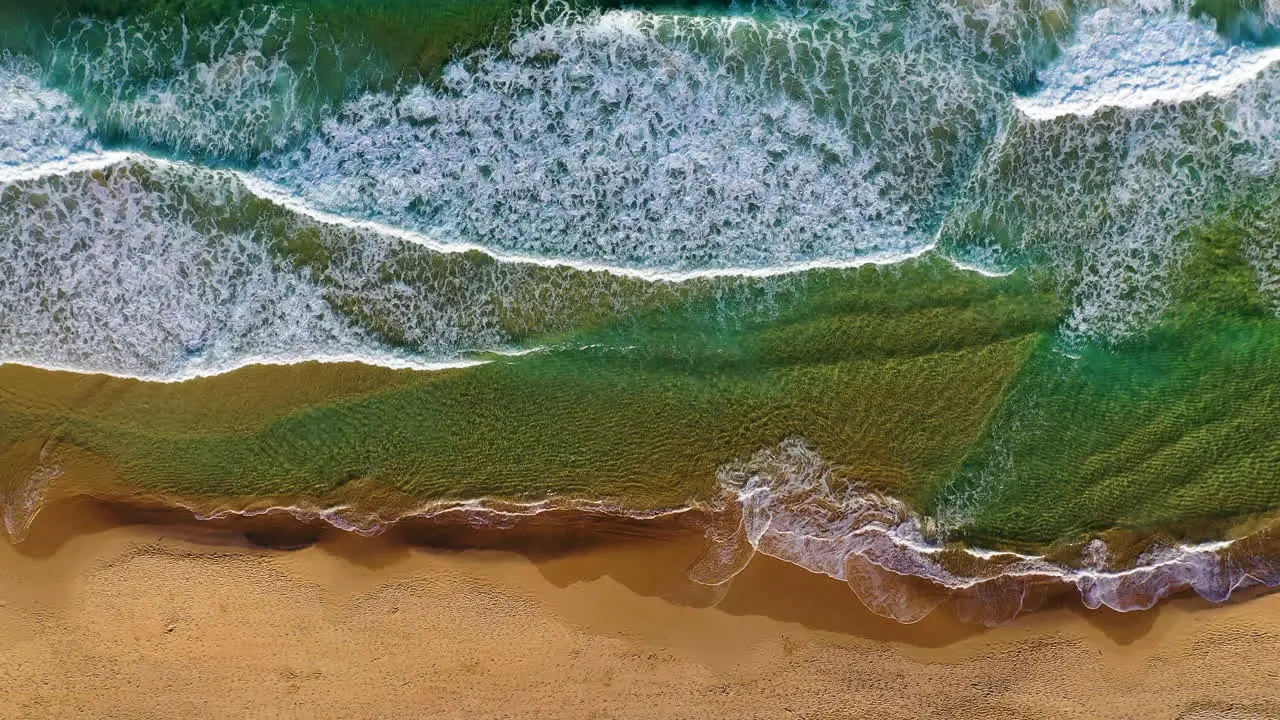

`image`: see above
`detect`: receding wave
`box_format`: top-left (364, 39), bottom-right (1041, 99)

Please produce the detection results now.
top-left (689, 439), bottom-right (1280, 625)
top-left (4, 436), bottom-right (1274, 625)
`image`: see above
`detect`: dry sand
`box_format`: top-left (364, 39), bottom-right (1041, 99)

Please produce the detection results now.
top-left (2, 500), bottom-right (1280, 720)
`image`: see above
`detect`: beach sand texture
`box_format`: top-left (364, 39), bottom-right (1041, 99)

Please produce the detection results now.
top-left (3, 500), bottom-right (1279, 720)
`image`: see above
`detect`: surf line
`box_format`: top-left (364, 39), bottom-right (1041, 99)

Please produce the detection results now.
top-left (237, 174), bottom-right (944, 282)
top-left (0, 151), bottom-right (991, 282)
top-left (0, 353), bottom-right (492, 384)
top-left (1013, 24), bottom-right (1280, 122)
top-left (177, 495), bottom-right (698, 535)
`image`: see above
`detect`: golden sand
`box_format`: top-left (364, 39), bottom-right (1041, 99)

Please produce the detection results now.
top-left (2, 500), bottom-right (1279, 720)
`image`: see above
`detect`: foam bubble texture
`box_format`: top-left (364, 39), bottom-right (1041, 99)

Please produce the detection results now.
top-left (263, 1), bottom-right (1025, 270)
top-left (944, 7), bottom-right (1280, 344)
top-left (42, 8), bottom-right (363, 160)
top-left (268, 215), bottom-right (706, 352)
top-left (0, 55), bottom-right (99, 167)
top-left (11, 0), bottom-right (1069, 272)
top-left (1016, 8), bottom-right (1280, 119)
top-left (0, 154), bottom-right (759, 378)
top-left (0, 160), bottom-right (395, 378)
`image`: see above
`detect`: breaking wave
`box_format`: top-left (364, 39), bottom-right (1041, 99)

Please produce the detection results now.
top-left (3, 0), bottom-right (1276, 341)
top-left (0, 54), bottom-right (100, 168)
top-left (0, 145), bottom-right (988, 381)
top-left (4, 432), bottom-right (1277, 625)
top-left (691, 439), bottom-right (1280, 625)
top-left (35, 6), bottom-right (379, 160)
top-left (1015, 8), bottom-right (1280, 120)
top-left (945, 5), bottom-right (1280, 344)
top-left (263, 6), bottom-right (940, 271)
top-left (0, 157), bottom-right (417, 379)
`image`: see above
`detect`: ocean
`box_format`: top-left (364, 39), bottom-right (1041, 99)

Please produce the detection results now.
top-left (1, 0), bottom-right (1279, 623)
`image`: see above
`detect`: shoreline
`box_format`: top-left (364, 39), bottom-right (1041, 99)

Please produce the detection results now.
top-left (8, 494), bottom-right (1280, 628)
top-left (4, 496), bottom-right (1280, 719)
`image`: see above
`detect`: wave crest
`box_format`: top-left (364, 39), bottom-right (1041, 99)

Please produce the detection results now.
top-left (263, 0), bottom-right (1020, 271)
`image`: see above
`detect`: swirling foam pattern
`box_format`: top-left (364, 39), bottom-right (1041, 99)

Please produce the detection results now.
top-left (0, 160), bottom-right (386, 378)
top-left (944, 5), bottom-right (1280, 344)
top-left (0, 55), bottom-right (99, 167)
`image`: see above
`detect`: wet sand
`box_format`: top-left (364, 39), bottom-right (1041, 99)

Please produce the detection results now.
top-left (3, 500), bottom-right (1280, 720)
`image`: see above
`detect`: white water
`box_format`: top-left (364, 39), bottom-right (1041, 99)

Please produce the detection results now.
top-left (264, 10), bottom-right (912, 271)
top-left (947, 7), bottom-right (1280, 344)
top-left (1016, 8), bottom-right (1280, 120)
top-left (241, 171), bottom-right (939, 282)
top-left (9, 0), bottom-right (1280, 376)
top-left (693, 439), bottom-right (1279, 625)
top-left (43, 8), bottom-right (360, 159)
top-left (260, 1), bottom-right (1026, 271)
top-left (0, 145), bottom-right (993, 382)
top-left (0, 56), bottom-right (100, 167)
top-left (0, 160), bottom-right (407, 379)
top-left (13, 1), bottom-right (1275, 346)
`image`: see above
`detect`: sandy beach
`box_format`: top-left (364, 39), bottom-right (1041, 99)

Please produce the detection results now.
top-left (0, 500), bottom-right (1276, 720)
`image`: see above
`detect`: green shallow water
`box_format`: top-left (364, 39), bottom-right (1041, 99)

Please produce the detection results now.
top-left (1, 255), bottom-right (1058, 511)
top-left (6, 226), bottom-right (1278, 547)
top-left (934, 184), bottom-right (1280, 545)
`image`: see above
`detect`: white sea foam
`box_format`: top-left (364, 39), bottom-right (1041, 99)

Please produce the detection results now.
top-left (1, 26), bottom-right (994, 379)
top-left (240, 172), bottom-right (938, 282)
top-left (0, 355), bottom-right (489, 385)
top-left (0, 151), bottom-right (595, 380)
top-left (0, 147), bottom-right (998, 383)
top-left (1, 66), bottom-right (404, 381)
top-left (43, 8), bottom-right (363, 159)
top-left (945, 7), bottom-right (1280, 344)
top-left (178, 494), bottom-right (694, 537)
top-left (4, 0), bottom-right (1054, 276)
top-left (0, 161), bottom-right (403, 379)
top-left (17, 0), bottom-right (1078, 274)
top-left (261, 2), bottom-right (1016, 271)
top-left (693, 439), bottom-right (1280, 625)
top-left (0, 56), bottom-right (100, 167)
top-left (264, 10), bottom-right (909, 271)
top-left (0, 151), bottom-right (132, 183)
top-left (1016, 8), bottom-right (1280, 120)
